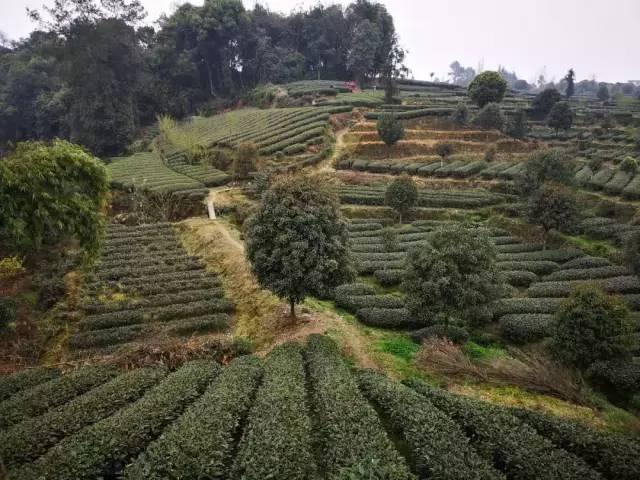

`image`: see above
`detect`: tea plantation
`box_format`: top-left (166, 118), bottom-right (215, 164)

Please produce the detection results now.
top-left (69, 223), bottom-right (234, 356)
top-left (1, 336), bottom-right (637, 480)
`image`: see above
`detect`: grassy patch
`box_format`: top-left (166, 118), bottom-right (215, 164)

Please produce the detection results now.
top-left (375, 335), bottom-right (419, 362)
top-left (561, 234), bottom-right (619, 261)
top-left (462, 341), bottom-right (507, 361)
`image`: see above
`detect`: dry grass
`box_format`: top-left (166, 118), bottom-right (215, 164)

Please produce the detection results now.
top-left (177, 218), bottom-right (283, 347)
top-left (416, 338), bottom-right (584, 403)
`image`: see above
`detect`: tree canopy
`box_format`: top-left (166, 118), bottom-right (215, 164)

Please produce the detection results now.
top-left (1, 0), bottom-right (403, 155)
top-left (385, 175), bottom-right (417, 224)
top-left (526, 185), bottom-right (578, 245)
top-left (467, 71), bottom-right (507, 108)
top-left (532, 88), bottom-right (562, 118)
top-left (547, 101), bottom-right (573, 135)
top-left (245, 174), bottom-right (354, 317)
top-left (403, 225), bottom-right (504, 328)
top-left (0, 140), bottom-right (109, 258)
top-left (516, 148), bottom-right (575, 195)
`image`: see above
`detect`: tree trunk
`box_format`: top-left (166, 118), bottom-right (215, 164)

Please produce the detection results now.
top-left (289, 298), bottom-right (296, 320)
top-left (398, 211), bottom-right (403, 225)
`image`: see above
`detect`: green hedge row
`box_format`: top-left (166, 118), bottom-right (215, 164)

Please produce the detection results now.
top-left (80, 299), bottom-right (234, 331)
top-left (0, 367), bottom-right (60, 402)
top-left (510, 407), bottom-right (640, 480)
top-left (97, 261), bottom-right (203, 282)
top-left (231, 343), bottom-right (316, 480)
top-left (498, 248), bottom-right (584, 263)
top-left (87, 270), bottom-right (216, 293)
top-left (374, 269), bottom-right (405, 287)
top-left (305, 335), bottom-right (414, 479)
top-left (528, 276), bottom-right (640, 298)
top-left (410, 324), bottom-right (470, 344)
top-left (499, 314), bottom-right (555, 344)
top-left (561, 256), bottom-right (612, 270)
top-left (364, 107), bottom-right (453, 120)
top-left (588, 168), bottom-right (615, 189)
top-left (98, 253), bottom-right (195, 272)
top-left (335, 293), bottom-right (405, 312)
top-left (259, 126), bottom-right (326, 155)
top-left (356, 307), bottom-right (419, 329)
top-left (357, 369), bottom-right (502, 479)
top-left (12, 361), bottom-right (220, 480)
top-left (545, 266), bottom-right (629, 282)
top-left (587, 360), bottom-right (640, 397)
top-left (405, 379), bottom-right (602, 480)
top-left (604, 170), bottom-right (633, 195)
top-left (498, 261), bottom-right (560, 275)
top-left (1, 368), bottom-right (166, 470)
top-left (502, 270), bottom-right (538, 287)
top-left (124, 356), bottom-right (263, 479)
top-left (0, 366), bottom-right (119, 430)
top-left (84, 288), bottom-right (223, 315)
top-left (493, 298), bottom-right (564, 317)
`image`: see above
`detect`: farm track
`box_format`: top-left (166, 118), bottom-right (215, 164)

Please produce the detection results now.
top-left (177, 218), bottom-right (378, 368)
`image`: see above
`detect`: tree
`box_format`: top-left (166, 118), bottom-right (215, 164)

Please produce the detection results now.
top-left (505, 109), bottom-right (528, 139)
top-left (450, 103), bottom-right (469, 127)
top-left (564, 69), bottom-right (576, 99)
top-left (623, 230), bottom-right (640, 277)
top-left (385, 175), bottom-right (418, 224)
top-left (232, 142), bottom-right (258, 181)
top-left (435, 142), bottom-right (453, 168)
top-left (346, 19), bottom-right (380, 85)
top-left (474, 103), bottom-right (505, 131)
top-left (526, 185), bottom-right (578, 247)
top-left (620, 156), bottom-right (638, 174)
top-left (516, 149), bottom-right (575, 195)
top-left (403, 225), bottom-right (503, 328)
top-left (467, 71), bottom-right (507, 108)
top-left (532, 88), bottom-right (561, 118)
top-left (0, 140), bottom-right (109, 258)
top-left (553, 285), bottom-right (632, 370)
top-left (244, 174), bottom-right (353, 318)
top-left (448, 61), bottom-right (475, 86)
top-left (597, 84), bottom-right (610, 102)
top-left (376, 113), bottom-right (404, 157)
top-left (547, 101), bottom-right (573, 136)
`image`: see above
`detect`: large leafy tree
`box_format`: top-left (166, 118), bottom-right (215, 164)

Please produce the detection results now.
top-left (0, 140), bottom-right (109, 258)
top-left (377, 113), bottom-right (404, 156)
top-left (467, 71), bottom-right (507, 108)
top-left (403, 225), bottom-right (504, 328)
top-left (245, 174), bottom-right (354, 318)
top-left (516, 148), bottom-right (575, 195)
top-left (553, 285), bottom-right (632, 370)
top-left (526, 185), bottom-right (578, 246)
top-left (532, 88), bottom-right (561, 118)
top-left (547, 101), bottom-right (573, 136)
top-left (385, 175), bottom-right (417, 224)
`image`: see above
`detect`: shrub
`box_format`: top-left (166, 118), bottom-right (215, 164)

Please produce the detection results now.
top-left (385, 175), bottom-right (418, 223)
top-left (377, 113), bottom-right (404, 151)
top-left (498, 260), bottom-right (559, 275)
top-left (374, 269), bottom-right (404, 286)
top-left (13, 361), bottom-right (220, 480)
top-left (484, 145), bottom-right (497, 162)
top-left (547, 102), bottom-right (573, 135)
top-left (403, 225), bottom-right (504, 328)
top-left (0, 367), bottom-right (60, 402)
top-left (561, 256), bottom-right (611, 270)
top-left (498, 248), bottom-right (583, 263)
top-left (468, 71), bottom-right (508, 107)
top-left (528, 276), bottom-right (640, 298)
top-left (357, 370), bottom-right (501, 479)
top-left (603, 170), bottom-right (633, 195)
top-left (553, 285), bottom-right (633, 370)
top-left (532, 88), bottom-right (562, 117)
top-left (493, 297), bottom-right (564, 317)
top-left (474, 103), bottom-right (505, 131)
top-left (1, 368), bottom-right (166, 470)
top-left (516, 148), bottom-right (576, 194)
top-left (587, 360), bottom-right (640, 398)
top-left (435, 142), bottom-right (454, 164)
top-left (624, 231), bottom-right (640, 276)
top-left (406, 379), bottom-right (601, 479)
top-left (620, 156), bottom-right (638, 174)
top-left (0, 257), bottom-right (25, 279)
top-left (410, 324), bottom-right (470, 344)
top-left (499, 314), bottom-right (555, 344)
top-left (231, 344), bottom-right (315, 479)
top-left (283, 143), bottom-right (306, 155)
top-left (305, 335), bottom-right (413, 479)
top-left (0, 366), bottom-right (119, 430)
top-left (510, 406), bottom-right (640, 480)
top-left (526, 186), bottom-right (579, 245)
top-left (506, 109), bottom-right (528, 139)
top-left (546, 266), bottom-right (629, 281)
top-left (450, 102), bottom-right (469, 127)
top-left (126, 356), bottom-right (262, 479)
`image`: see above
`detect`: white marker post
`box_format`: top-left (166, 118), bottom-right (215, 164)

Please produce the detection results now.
top-left (207, 199), bottom-right (216, 220)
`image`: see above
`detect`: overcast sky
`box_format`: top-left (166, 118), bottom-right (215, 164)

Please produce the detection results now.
top-left (2, 0), bottom-right (638, 84)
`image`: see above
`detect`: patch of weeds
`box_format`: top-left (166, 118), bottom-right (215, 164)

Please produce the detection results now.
top-left (375, 335), bottom-right (419, 362)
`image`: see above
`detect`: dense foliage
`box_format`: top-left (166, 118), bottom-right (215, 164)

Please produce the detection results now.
top-left (547, 101), bottom-right (574, 134)
top-left (532, 88), bottom-right (562, 117)
top-left (385, 176), bottom-right (418, 223)
top-left (0, 140), bottom-right (109, 258)
top-left (553, 285), bottom-right (632, 370)
top-left (0, 0), bottom-right (402, 154)
top-left (474, 103), bottom-right (505, 131)
top-left (377, 113), bottom-right (405, 151)
top-left (245, 174), bottom-right (353, 316)
top-left (526, 186), bottom-right (579, 245)
top-left (403, 225), bottom-right (504, 328)
top-left (467, 71), bottom-right (507, 108)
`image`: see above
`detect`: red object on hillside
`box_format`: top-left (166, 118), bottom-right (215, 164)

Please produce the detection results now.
top-left (345, 81), bottom-right (358, 92)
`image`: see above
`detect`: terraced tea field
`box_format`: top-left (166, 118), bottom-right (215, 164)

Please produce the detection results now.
top-left (70, 223), bottom-right (233, 356)
top-left (1, 336), bottom-right (637, 479)
top-left (341, 219), bottom-right (640, 347)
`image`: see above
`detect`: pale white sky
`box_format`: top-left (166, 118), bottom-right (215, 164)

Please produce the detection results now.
top-left (2, 0), bottom-right (638, 84)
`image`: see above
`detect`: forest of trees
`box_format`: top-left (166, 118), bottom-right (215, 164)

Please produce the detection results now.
top-left (0, 0), bottom-right (403, 155)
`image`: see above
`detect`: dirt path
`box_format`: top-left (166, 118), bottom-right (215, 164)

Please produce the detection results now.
top-left (177, 217), bottom-right (378, 369)
top-left (316, 126), bottom-right (350, 173)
